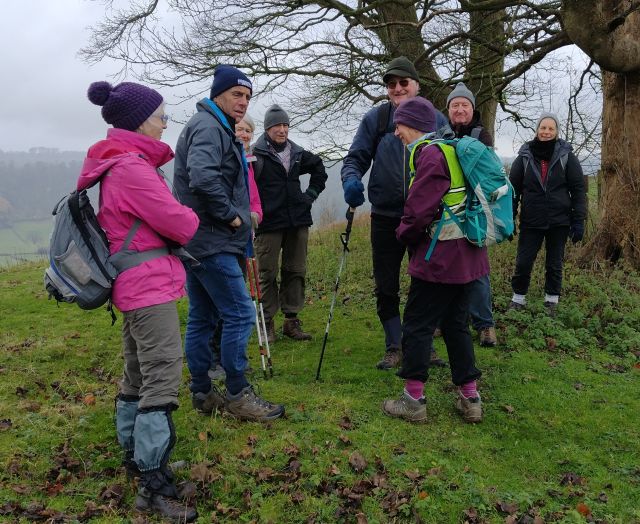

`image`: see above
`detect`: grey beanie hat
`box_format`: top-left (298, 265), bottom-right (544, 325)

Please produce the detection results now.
top-left (264, 104), bottom-right (290, 130)
top-left (536, 112), bottom-right (560, 133)
top-left (446, 82), bottom-right (475, 108)
top-left (383, 56), bottom-right (420, 83)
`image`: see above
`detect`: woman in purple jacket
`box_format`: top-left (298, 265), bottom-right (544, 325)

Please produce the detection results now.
top-left (82, 81), bottom-right (199, 521)
top-left (381, 97), bottom-right (488, 424)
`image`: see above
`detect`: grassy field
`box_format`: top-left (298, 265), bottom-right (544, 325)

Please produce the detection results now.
top-left (1, 216), bottom-right (639, 523)
top-left (0, 218), bottom-right (51, 267)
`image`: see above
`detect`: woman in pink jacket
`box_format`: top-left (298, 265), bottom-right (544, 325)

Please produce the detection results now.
top-left (80, 81), bottom-right (199, 522)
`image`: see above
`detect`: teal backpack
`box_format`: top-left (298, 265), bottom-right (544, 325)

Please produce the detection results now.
top-left (420, 136), bottom-right (514, 258)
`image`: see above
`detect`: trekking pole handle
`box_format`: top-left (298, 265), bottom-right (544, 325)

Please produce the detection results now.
top-left (341, 207), bottom-right (356, 250)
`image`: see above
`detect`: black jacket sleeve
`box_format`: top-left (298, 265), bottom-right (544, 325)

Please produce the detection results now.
top-left (302, 150), bottom-right (328, 199)
top-left (509, 156), bottom-right (525, 217)
top-left (566, 152), bottom-right (586, 222)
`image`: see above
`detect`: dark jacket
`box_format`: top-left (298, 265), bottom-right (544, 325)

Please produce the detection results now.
top-left (252, 134), bottom-right (327, 233)
top-left (509, 139), bottom-right (586, 229)
top-left (341, 101), bottom-right (448, 218)
top-left (396, 143), bottom-right (489, 284)
top-left (448, 110), bottom-right (493, 147)
top-left (173, 98), bottom-right (251, 259)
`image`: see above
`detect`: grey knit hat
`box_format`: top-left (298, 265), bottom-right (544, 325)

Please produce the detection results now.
top-left (383, 56), bottom-right (419, 83)
top-left (446, 82), bottom-right (475, 108)
top-left (264, 104), bottom-right (290, 130)
top-left (536, 112), bottom-right (560, 133)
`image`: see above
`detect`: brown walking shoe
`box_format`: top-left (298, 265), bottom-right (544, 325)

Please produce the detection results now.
top-left (283, 317), bottom-right (312, 340)
top-left (225, 385), bottom-right (285, 421)
top-left (456, 392), bottom-right (483, 423)
top-left (191, 384), bottom-right (225, 414)
top-left (376, 347), bottom-right (402, 370)
top-left (478, 326), bottom-right (497, 347)
top-left (265, 318), bottom-right (276, 344)
top-left (135, 486), bottom-right (197, 522)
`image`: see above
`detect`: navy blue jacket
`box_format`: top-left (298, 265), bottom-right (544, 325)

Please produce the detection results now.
top-left (341, 101), bottom-right (448, 217)
top-left (509, 139), bottom-right (586, 229)
top-left (173, 98), bottom-right (251, 259)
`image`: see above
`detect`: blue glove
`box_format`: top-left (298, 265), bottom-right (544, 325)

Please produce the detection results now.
top-left (569, 220), bottom-right (584, 243)
top-left (343, 178), bottom-right (365, 207)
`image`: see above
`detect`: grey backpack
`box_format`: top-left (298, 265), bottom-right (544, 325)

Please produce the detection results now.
top-left (44, 189), bottom-right (169, 322)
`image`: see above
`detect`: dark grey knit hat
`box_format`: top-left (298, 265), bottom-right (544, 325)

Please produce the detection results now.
top-left (383, 56), bottom-right (419, 83)
top-left (446, 82), bottom-right (475, 108)
top-left (264, 104), bottom-right (290, 130)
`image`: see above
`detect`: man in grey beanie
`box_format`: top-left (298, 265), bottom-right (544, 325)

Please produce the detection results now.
top-left (253, 104), bottom-right (327, 342)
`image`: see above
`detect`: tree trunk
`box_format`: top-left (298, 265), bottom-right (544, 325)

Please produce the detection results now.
top-left (580, 70), bottom-right (640, 266)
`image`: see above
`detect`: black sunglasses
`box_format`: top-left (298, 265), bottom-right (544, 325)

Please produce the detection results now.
top-left (386, 79), bottom-right (410, 89)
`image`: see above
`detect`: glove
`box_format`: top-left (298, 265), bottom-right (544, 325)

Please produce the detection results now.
top-left (250, 211), bottom-right (260, 230)
top-left (569, 220), bottom-right (584, 243)
top-left (303, 189), bottom-right (317, 206)
top-left (343, 178), bottom-right (365, 207)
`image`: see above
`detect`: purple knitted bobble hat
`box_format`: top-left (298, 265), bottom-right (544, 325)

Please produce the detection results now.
top-left (393, 97), bottom-right (436, 133)
top-left (87, 81), bottom-right (163, 131)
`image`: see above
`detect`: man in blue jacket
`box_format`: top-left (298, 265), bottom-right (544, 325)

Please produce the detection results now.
top-left (173, 65), bottom-right (284, 421)
top-left (341, 56), bottom-right (448, 370)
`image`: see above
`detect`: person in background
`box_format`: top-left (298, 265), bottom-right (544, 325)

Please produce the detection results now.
top-left (508, 113), bottom-right (586, 316)
top-left (441, 82), bottom-right (497, 347)
top-left (173, 65), bottom-right (285, 421)
top-left (82, 80), bottom-right (199, 521)
top-left (253, 104), bottom-right (327, 343)
top-left (382, 97), bottom-right (487, 424)
top-left (341, 56), bottom-right (449, 371)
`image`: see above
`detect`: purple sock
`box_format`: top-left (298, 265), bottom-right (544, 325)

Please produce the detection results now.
top-left (405, 379), bottom-right (424, 400)
top-left (459, 381), bottom-right (478, 399)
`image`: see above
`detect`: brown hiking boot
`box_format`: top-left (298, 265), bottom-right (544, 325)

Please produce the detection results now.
top-left (456, 392), bottom-right (483, 423)
top-left (382, 391), bottom-right (427, 423)
top-left (283, 317), bottom-right (312, 340)
top-left (135, 486), bottom-right (197, 522)
top-left (225, 386), bottom-right (285, 421)
top-left (478, 326), bottom-right (497, 347)
top-left (376, 347), bottom-right (402, 370)
top-left (265, 318), bottom-right (276, 344)
top-left (430, 348), bottom-right (447, 367)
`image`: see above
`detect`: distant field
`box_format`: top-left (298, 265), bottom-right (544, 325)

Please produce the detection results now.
top-left (0, 218), bottom-right (51, 266)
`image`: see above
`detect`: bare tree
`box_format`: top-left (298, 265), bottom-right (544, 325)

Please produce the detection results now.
top-left (562, 0), bottom-right (640, 267)
top-left (82, 0), bottom-right (572, 153)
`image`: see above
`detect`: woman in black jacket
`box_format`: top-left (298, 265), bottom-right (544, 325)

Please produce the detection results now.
top-left (508, 113), bottom-right (586, 315)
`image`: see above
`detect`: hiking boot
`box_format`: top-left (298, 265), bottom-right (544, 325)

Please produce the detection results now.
top-left (478, 327), bottom-right (497, 347)
top-left (430, 348), bottom-right (447, 367)
top-left (265, 318), bottom-right (276, 344)
top-left (283, 317), bottom-right (312, 340)
top-left (456, 393), bottom-right (483, 423)
top-left (433, 327), bottom-right (442, 338)
top-left (135, 486), bottom-right (197, 522)
top-left (208, 364), bottom-right (226, 381)
top-left (507, 301), bottom-right (525, 311)
top-left (382, 391), bottom-right (427, 423)
top-left (544, 301), bottom-right (558, 317)
top-left (225, 386), bottom-right (285, 421)
top-left (191, 384), bottom-right (225, 414)
top-left (376, 348), bottom-right (402, 370)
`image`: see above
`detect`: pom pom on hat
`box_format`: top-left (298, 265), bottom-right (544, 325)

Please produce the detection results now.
top-left (87, 81), bottom-right (112, 106)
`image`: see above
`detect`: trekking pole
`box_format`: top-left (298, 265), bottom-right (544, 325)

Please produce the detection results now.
top-left (246, 258), bottom-right (269, 379)
top-left (315, 207), bottom-right (355, 381)
top-left (248, 256), bottom-right (274, 378)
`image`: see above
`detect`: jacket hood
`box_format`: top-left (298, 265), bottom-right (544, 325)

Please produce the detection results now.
top-left (77, 128), bottom-right (174, 191)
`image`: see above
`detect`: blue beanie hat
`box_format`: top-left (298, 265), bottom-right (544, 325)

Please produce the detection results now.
top-left (210, 65), bottom-right (253, 99)
top-left (393, 98), bottom-right (436, 133)
top-left (87, 81), bottom-right (163, 131)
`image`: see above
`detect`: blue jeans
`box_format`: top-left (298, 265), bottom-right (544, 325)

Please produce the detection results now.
top-left (184, 253), bottom-right (254, 395)
top-left (467, 274), bottom-right (494, 330)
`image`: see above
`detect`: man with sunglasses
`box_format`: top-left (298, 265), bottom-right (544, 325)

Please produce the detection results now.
top-left (341, 56), bottom-right (448, 371)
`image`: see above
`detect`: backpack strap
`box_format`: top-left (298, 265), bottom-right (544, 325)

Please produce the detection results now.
top-left (373, 102), bottom-right (392, 155)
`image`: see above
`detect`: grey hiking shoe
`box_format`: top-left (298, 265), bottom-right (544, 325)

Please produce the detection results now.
top-left (283, 317), bottom-right (312, 340)
top-left (382, 391), bottom-right (427, 423)
top-left (191, 384), bottom-right (225, 414)
top-left (478, 326), bottom-right (497, 347)
top-left (135, 486), bottom-right (197, 522)
top-left (456, 392), bottom-right (483, 423)
top-left (507, 300), bottom-right (525, 311)
top-left (376, 348), bottom-right (402, 370)
top-left (225, 386), bottom-right (285, 421)
top-left (544, 301), bottom-right (558, 317)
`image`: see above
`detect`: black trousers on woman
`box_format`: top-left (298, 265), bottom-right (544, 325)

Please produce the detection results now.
top-left (511, 226), bottom-right (569, 297)
top-left (397, 277), bottom-right (482, 385)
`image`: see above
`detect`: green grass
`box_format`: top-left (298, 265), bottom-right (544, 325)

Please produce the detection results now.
top-left (0, 218), bottom-right (51, 266)
top-left (1, 217), bottom-right (639, 523)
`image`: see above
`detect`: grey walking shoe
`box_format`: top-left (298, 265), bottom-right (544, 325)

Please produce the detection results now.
top-left (135, 485), bottom-right (197, 522)
top-left (456, 392), bottom-right (483, 423)
top-left (382, 391), bottom-right (427, 423)
top-left (191, 384), bottom-right (225, 414)
top-left (507, 300), bottom-right (525, 311)
top-left (376, 347), bottom-right (402, 370)
top-left (225, 386), bottom-right (285, 421)
top-left (544, 301), bottom-right (558, 317)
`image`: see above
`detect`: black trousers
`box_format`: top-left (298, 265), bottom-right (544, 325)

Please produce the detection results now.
top-left (511, 226), bottom-right (569, 297)
top-left (371, 213), bottom-right (407, 322)
top-left (398, 277), bottom-right (482, 385)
